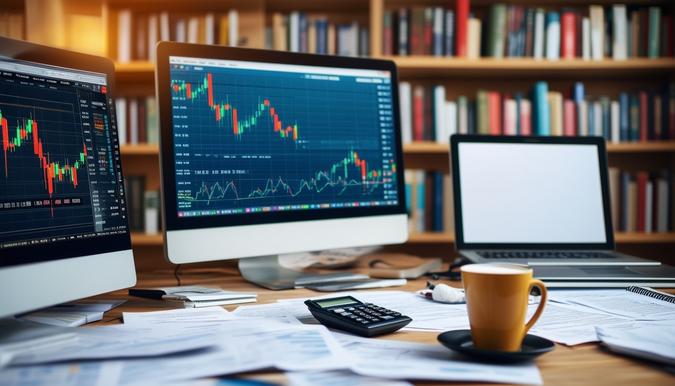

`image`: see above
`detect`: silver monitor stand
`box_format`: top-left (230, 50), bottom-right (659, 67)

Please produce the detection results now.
top-left (238, 255), bottom-right (368, 290)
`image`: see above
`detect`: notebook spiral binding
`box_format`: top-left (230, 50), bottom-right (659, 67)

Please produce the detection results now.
top-left (626, 286), bottom-right (675, 304)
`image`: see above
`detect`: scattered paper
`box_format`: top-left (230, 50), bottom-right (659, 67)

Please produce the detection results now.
top-left (560, 292), bottom-right (675, 321)
top-left (122, 306), bottom-right (235, 326)
top-left (287, 370), bottom-right (413, 386)
top-left (596, 322), bottom-right (675, 366)
top-left (336, 334), bottom-right (543, 385)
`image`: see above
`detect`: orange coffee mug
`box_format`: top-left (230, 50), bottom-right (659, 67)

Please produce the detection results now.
top-left (461, 263), bottom-right (547, 352)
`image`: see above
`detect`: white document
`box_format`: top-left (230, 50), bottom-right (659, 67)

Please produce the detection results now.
top-left (233, 300), bottom-right (318, 324)
top-left (529, 303), bottom-right (630, 346)
top-left (596, 322), bottom-right (675, 367)
top-left (561, 292), bottom-right (675, 321)
top-left (336, 334), bottom-right (542, 385)
top-left (287, 370), bottom-right (413, 386)
top-left (122, 306), bottom-right (234, 326)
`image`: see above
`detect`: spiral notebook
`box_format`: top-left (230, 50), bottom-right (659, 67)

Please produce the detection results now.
top-left (626, 286), bottom-right (675, 304)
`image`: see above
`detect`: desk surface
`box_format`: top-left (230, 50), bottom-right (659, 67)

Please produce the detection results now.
top-left (92, 266), bottom-right (673, 386)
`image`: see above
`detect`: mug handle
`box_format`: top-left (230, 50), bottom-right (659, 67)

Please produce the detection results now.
top-left (523, 279), bottom-right (548, 335)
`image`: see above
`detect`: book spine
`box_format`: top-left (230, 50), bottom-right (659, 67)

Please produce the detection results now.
top-left (629, 94), bottom-right (639, 141)
top-left (383, 11), bottom-right (393, 56)
top-left (433, 85), bottom-right (446, 142)
top-left (590, 5), bottom-right (605, 60)
top-left (399, 82), bottom-right (413, 144)
top-left (456, 0), bottom-right (470, 57)
top-left (545, 12), bottom-right (561, 60)
top-left (533, 81), bottom-right (550, 135)
top-left (433, 173), bottom-right (444, 232)
top-left (611, 101), bottom-right (620, 143)
top-left (488, 92), bottom-right (502, 135)
top-left (561, 10), bottom-right (577, 59)
top-left (413, 86), bottom-right (424, 141)
top-left (612, 5), bottom-right (627, 60)
top-left (432, 7), bottom-right (444, 56)
top-left (444, 10), bottom-right (455, 56)
top-left (476, 91), bottom-right (489, 135)
top-left (398, 9), bottom-right (409, 56)
top-left (488, 4), bottom-right (507, 58)
top-left (619, 93), bottom-right (630, 141)
top-left (648, 7), bottom-right (661, 58)
top-left (639, 91), bottom-right (648, 141)
top-left (533, 9), bottom-right (545, 59)
top-left (520, 99), bottom-right (532, 135)
top-left (636, 172), bottom-right (648, 232)
top-left (563, 99), bottom-right (576, 136)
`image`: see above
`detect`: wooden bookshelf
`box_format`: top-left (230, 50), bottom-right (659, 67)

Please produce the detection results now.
top-left (8, 0), bottom-right (675, 268)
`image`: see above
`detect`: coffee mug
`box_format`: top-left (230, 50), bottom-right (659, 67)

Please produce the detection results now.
top-left (461, 263), bottom-right (547, 352)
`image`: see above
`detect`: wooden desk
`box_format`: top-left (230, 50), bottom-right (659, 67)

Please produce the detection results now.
top-left (92, 266), bottom-right (674, 386)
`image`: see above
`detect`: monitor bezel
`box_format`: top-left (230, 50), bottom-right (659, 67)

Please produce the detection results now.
top-left (0, 37), bottom-right (132, 268)
top-left (155, 42), bottom-right (407, 233)
top-left (451, 134), bottom-right (615, 250)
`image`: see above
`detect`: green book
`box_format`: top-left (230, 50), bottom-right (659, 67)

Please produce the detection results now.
top-left (476, 91), bottom-right (490, 135)
top-left (648, 7), bottom-right (661, 58)
top-left (487, 4), bottom-right (507, 58)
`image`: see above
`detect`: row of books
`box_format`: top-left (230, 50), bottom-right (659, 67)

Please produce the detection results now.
top-left (405, 171), bottom-right (454, 234)
top-left (399, 81), bottom-right (675, 144)
top-left (125, 175), bottom-right (161, 234)
top-left (384, 2), bottom-right (674, 59)
top-left (609, 169), bottom-right (672, 233)
top-left (265, 12), bottom-right (369, 57)
top-left (0, 12), bottom-right (24, 40)
top-left (116, 10), bottom-right (240, 62)
top-left (114, 97), bottom-right (159, 145)
top-left (405, 168), bottom-right (673, 234)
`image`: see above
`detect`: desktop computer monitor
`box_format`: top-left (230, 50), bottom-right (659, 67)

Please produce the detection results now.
top-left (0, 37), bottom-right (136, 319)
top-left (155, 43), bottom-right (407, 289)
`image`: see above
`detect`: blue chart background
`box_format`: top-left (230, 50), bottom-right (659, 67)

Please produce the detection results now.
top-left (170, 64), bottom-right (398, 216)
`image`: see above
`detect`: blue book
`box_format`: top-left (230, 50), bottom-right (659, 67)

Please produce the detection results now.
top-left (629, 94), bottom-right (639, 142)
top-left (416, 173), bottom-right (426, 232)
top-left (573, 82), bottom-right (585, 136)
top-left (619, 93), bottom-right (629, 141)
top-left (315, 19), bottom-right (328, 54)
top-left (601, 98), bottom-right (610, 140)
top-left (532, 81), bottom-right (550, 135)
top-left (587, 102), bottom-right (595, 136)
top-left (432, 8), bottom-right (444, 56)
top-left (433, 173), bottom-right (444, 232)
top-left (444, 10), bottom-right (455, 56)
top-left (299, 13), bottom-right (308, 53)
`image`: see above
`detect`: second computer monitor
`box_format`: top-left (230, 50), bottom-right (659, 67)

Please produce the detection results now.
top-left (156, 44), bottom-right (407, 268)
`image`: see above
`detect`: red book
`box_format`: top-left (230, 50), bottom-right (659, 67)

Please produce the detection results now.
top-left (636, 172), bottom-right (648, 232)
top-left (520, 100), bottom-right (532, 136)
top-left (639, 91), bottom-right (648, 141)
top-left (488, 92), bottom-right (502, 135)
top-left (563, 99), bottom-right (576, 136)
top-left (413, 86), bottom-right (424, 141)
top-left (561, 11), bottom-right (577, 59)
top-left (456, 0), bottom-right (470, 57)
top-left (423, 9), bottom-right (433, 55)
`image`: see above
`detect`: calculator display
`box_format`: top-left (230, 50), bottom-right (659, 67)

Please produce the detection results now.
top-left (315, 297), bottom-right (359, 308)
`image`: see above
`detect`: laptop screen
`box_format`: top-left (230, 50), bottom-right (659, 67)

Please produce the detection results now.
top-left (454, 139), bottom-right (612, 248)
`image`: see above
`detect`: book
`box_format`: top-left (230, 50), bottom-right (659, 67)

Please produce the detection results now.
top-left (117, 9), bottom-right (132, 63)
top-left (432, 7), bottom-right (444, 56)
top-left (487, 4), bottom-right (507, 58)
top-left (582, 17), bottom-right (591, 60)
top-left (533, 9), bottom-right (545, 59)
top-left (144, 190), bottom-right (160, 234)
top-left (399, 82), bottom-right (412, 144)
top-left (444, 10), bottom-right (455, 56)
top-left (488, 92), bottom-right (501, 135)
top-left (590, 5), bottom-right (605, 60)
top-left (636, 172), bottom-right (648, 232)
top-left (398, 8), bottom-right (410, 55)
top-left (561, 9), bottom-right (576, 59)
top-left (532, 81), bottom-right (550, 135)
top-left (467, 17), bottom-right (481, 59)
top-left (545, 11), bottom-right (560, 60)
top-left (648, 7), bottom-right (661, 58)
top-left (433, 85), bottom-right (446, 142)
top-left (612, 5), bottom-right (627, 60)
top-left (455, 0), bottom-right (470, 57)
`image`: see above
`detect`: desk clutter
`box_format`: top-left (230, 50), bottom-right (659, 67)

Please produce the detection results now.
top-left (1, 286), bottom-right (674, 386)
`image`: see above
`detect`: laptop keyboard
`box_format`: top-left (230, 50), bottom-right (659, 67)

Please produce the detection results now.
top-left (477, 251), bottom-right (616, 259)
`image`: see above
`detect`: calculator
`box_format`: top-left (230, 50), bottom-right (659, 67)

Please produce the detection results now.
top-left (304, 296), bottom-right (412, 337)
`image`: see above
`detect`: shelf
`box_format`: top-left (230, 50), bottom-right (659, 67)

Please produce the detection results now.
top-left (391, 57), bottom-right (675, 78)
top-left (115, 58), bottom-right (675, 82)
top-left (406, 232), bottom-right (675, 244)
top-left (121, 144), bottom-right (159, 156)
top-left (131, 233), bottom-right (163, 246)
top-left (129, 231), bottom-right (675, 247)
top-left (121, 142), bottom-right (675, 158)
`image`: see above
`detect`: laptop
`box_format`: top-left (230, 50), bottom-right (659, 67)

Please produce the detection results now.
top-left (451, 135), bottom-right (660, 267)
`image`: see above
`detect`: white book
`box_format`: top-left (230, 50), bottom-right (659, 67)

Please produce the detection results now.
top-left (147, 14), bottom-right (158, 62)
top-left (175, 19), bottom-right (187, 43)
top-left (645, 181), bottom-right (653, 234)
top-left (128, 99), bottom-right (138, 145)
top-left (115, 98), bottom-right (127, 146)
top-left (590, 5), bottom-right (605, 61)
top-left (159, 12), bottom-right (170, 41)
top-left (578, 100), bottom-right (588, 136)
top-left (612, 5), bottom-right (627, 60)
top-left (610, 101), bottom-right (620, 143)
top-left (467, 18), bottom-right (481, 59)
top-left (204, 13), bottom-right (215, 45)
top-left (593, 101), bottom-right (602, 137)
top-left (582, 17), bottom-right (591, 60)
top-left (289, 12), bottom-right (300, 52)
top-left (228, 10), bottom-right (238, 46)
top-left (399, 82), bottom-right (412, 144)
top-left (433, 85), bottom-right (446, 143)
top-left (533, 9), bottom-right (545, 60)
top-left (503, 98), bottom-right (517, 135)
top-left (656, 178), bottom-right (669, 232)
top-left (458, 97), bottom-right (468, 134)
top-left (187, 17), bottom-right (199, 43)
top-left (444, 101), bottom-right (457, 141)
top-left (117, 9), bottom-right (132, 62)
top-left (545, 15), bottom-right (560, 60)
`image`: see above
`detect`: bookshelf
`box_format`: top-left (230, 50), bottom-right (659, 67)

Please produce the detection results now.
top-left (7, 0), bottom-right (675, 269)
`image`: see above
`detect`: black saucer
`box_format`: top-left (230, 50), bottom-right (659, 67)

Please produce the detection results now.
top-left (437, 330), bottom-right (555, 363)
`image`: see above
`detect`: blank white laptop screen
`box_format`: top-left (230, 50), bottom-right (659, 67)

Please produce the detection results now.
top-left (457, 142), bottom-right (607, 244)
